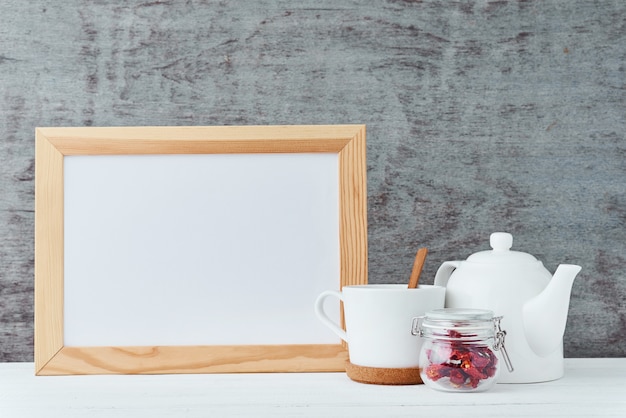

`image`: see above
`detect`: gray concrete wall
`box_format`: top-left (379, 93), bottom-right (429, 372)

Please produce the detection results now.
top-left (1, 0), bottom-right (624, 361)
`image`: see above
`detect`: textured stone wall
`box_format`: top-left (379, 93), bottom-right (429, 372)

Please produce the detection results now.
top-left (0, 0), bottom-right (624, 361)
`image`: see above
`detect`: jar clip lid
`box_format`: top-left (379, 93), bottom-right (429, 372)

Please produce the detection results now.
top-left (411, 309), bottom-right (514, 373)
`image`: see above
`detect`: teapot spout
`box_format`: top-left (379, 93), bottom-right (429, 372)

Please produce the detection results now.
top-left (523, 264), bottom-right (582, 357)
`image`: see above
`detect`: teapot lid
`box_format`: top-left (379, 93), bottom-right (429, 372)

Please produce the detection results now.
top-left (466, 232), bottom-right (538, 264)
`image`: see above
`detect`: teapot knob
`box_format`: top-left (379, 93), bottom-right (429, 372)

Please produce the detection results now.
top-left (490, 232), bottom-right (513, 251)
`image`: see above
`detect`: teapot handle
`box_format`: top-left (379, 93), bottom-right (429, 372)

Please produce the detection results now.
top-left (434, 261), bottom-right (461, 288)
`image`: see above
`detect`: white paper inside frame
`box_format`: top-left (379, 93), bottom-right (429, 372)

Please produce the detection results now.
top-left (63, 153), bottom-right (340, 347)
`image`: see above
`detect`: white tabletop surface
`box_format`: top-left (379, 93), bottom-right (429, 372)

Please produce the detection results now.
top-left (1, 358), bottom-right (624, 417)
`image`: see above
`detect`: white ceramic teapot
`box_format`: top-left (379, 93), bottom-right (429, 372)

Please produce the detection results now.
top-left (434, 232), bottom-right (581, 383)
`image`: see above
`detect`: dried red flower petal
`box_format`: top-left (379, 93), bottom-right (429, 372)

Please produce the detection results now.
top-left (449, 369), bottom-right (466, 386)
top-left (469, 377), bottom-right (481, 388)
top-left (425, 364), bottom-right (446, 381)
top-left (469, 349), bottom-right (491, 369)
top-left (484, 366), bottom-right (497, 378)
top-left (464, 364), bottom-right (488, 380)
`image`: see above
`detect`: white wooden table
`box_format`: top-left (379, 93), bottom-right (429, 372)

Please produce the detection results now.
top-left (1, 358), bottom-right (624, 417)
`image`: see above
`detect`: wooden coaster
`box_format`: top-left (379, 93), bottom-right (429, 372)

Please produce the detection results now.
top-left (345, 361), bottom-right (423, 385)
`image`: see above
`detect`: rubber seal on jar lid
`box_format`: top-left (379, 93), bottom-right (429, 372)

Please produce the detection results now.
top-left (424, 308), bottom-right (494, 321)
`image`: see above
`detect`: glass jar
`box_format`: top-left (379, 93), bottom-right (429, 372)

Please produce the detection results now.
top-left (411, 308), bottom-right (513, 392)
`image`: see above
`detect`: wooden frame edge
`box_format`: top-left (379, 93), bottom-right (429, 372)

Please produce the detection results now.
top-left (38, 344), bottom-right (349, 375)
top-left (36, 125), bottom-right (360, 155)
top-left (338, 125), bottom-right (368, 288)
top-left (34, 129), bottom-right (65, 375)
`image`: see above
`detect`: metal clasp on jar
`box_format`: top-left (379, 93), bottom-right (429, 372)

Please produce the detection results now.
top-left (410, 316), bottom-right (423, 337)
top-left (493, 316), bottom-right (514, 373)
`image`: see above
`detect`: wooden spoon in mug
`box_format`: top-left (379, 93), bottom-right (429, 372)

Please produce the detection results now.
top-left (408, 247), bottom-right (428, 289)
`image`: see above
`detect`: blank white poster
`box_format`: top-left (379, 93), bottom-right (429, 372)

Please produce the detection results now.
top-left (63, 153), bottom-right (340, 346)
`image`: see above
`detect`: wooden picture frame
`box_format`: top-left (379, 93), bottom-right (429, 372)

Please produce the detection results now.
top-left (35, 125), bottom-right (367, 375)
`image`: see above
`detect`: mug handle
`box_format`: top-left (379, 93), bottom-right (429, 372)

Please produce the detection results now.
top-left (314, 290), bottom-right (348, 342)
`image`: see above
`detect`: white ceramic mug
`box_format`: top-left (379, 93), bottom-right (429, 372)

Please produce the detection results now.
top-left (314, 284), bottom-right (446, 368)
